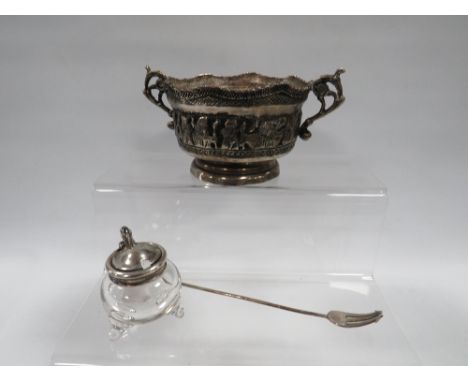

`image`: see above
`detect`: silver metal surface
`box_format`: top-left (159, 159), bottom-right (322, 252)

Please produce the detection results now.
top-left (105, 226), bottom-right (167, 285)
top-left (190, 158), bottom-right (280, 185)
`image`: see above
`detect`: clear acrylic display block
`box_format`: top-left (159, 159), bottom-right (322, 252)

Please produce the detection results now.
top-left (52, 153), bottom-right (419, 365)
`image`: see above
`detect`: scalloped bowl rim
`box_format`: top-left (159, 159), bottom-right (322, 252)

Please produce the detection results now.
top-left (163, 72), bottom-right (311, 93)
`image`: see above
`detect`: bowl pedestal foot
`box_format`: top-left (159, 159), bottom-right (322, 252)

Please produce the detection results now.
top-left (190, 159), bottom-right (279, 186)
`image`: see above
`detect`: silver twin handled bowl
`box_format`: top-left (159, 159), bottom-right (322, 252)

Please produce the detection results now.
top-left (144, 67), bottom-right (345, 185)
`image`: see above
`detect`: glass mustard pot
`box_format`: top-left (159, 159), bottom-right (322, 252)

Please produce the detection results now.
top-left (101, 226), bottom-right (383, 339)
top-left (100, 226), bottom-right (183, 338)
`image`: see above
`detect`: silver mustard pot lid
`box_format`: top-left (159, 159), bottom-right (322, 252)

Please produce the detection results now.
top-left (105, 226), bottom-right (167, 285)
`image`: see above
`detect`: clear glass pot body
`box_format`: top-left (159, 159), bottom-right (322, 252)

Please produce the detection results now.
top-left (100, 259), bottom-right (182, 327)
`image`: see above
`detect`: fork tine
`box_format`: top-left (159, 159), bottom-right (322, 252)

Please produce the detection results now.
top-left (345, 311), bottom-right (383, 322)
top-left (343, 312), bottom-right (383, 328)
top-left (343, 318), bottom-right (380, 328)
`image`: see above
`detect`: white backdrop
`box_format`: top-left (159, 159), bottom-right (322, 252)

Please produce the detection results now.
top-left (0, 16), bottom-right (467, 364)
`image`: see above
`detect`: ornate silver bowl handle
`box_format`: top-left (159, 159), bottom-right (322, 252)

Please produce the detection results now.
top-left (143, 67), bottom-right (174, 127)
top-left (299, 69), bottom-right (346, 140)
top-left (182, 282), bottom-right (382, 328)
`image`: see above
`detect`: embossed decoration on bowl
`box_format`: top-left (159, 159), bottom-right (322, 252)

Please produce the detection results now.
top-left (144, 68), bottom-right (345, 185)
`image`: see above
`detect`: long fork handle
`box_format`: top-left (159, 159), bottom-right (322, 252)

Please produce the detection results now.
top-left (181, 282), bottom-right (382, 328)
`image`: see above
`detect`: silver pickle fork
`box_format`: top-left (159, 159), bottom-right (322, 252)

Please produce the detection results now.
top-left (182, 282), bottom-right (383, 328)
